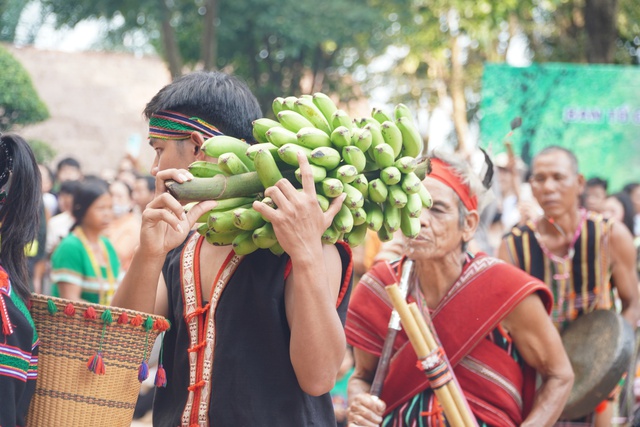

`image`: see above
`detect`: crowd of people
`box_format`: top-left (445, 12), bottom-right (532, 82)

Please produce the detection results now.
top-left (1, 69), bottom-right (639, 427)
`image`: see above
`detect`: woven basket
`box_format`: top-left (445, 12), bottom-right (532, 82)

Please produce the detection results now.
top-left (27, 294), bottom-right (169, 427)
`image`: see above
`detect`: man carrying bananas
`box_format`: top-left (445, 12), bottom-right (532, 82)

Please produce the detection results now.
top-left (345, 152), bottom-right (574, 426)
top-left (112, 71), bottom-right (354, 426)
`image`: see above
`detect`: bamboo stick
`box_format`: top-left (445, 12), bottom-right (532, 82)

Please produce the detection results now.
top-left (386, 284), bottom-right (465, 427)
top-left (409, 303), bottom-right (477, 427)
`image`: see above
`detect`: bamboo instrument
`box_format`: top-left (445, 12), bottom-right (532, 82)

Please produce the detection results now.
top-left (369, 259), bottom-right (414, 397)
top-left (386, 284), bottom-right (467, 427)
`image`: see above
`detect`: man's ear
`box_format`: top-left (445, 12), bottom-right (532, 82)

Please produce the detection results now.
top-left (462, 210), bottom-right (480, 243)
top-left (190, 132), bottom-right (206, 160)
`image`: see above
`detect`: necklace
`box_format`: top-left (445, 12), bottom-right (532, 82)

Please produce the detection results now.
top-left (75, 227), bottom-right (116, 305)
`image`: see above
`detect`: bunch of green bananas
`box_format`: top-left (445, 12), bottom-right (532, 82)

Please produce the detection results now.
top-left (184, 93), bottom-right (432, 256)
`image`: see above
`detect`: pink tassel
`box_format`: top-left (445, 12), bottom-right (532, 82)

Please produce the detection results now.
top-left (155, 364), bottom-right (167, 388)
top-left (87, 352), bottom-right (106, 375)
top-left (138, 361), bottom-right (149, 382)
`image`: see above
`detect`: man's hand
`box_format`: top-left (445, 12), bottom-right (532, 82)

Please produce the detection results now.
top-left (347, 393), bottom-right (386, 427)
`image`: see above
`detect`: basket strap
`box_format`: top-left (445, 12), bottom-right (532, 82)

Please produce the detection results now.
top-left (180, 233), bottom-right (243, 426)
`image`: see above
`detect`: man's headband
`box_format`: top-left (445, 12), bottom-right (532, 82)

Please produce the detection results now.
top-left (428, 158), bottom-right (478, 211)
top-left (148, 110), bottom-right (224, 140)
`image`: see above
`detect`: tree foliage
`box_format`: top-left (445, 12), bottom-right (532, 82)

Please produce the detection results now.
top-left (0, 44), bottom-right (49, 131)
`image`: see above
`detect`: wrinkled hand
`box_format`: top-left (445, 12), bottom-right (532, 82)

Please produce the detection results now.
top-left (253, 152), bottom-right (345, 256)
top-left (347, 393), bottom-right (386, 427)
top-left (139, 168), bottom-right (217, 258)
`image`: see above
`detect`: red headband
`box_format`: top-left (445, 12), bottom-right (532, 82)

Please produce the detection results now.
top-left (428, 158), bottom-right (478, 211)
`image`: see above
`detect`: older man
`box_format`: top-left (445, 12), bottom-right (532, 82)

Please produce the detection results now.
top-left (498, 146), bottom-right (639, 426)
top-left (346, 152), bottom-right (574, 427)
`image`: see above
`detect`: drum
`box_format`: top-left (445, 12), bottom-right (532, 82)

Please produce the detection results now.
top-left (561, 309), bottom-right (636, 420)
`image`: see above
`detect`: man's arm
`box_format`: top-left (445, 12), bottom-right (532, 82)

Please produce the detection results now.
top-left (497, 238), bottom-right (516, 266)
top-left (503, 294), bottom-right (574, 427)
top-left (609, 221), bottom-right (640, 326)
top-left (111, 169), bottom-right (216, 315)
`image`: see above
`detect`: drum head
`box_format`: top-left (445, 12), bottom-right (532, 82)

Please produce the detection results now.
top-left (561, 310), bottom-right (635, 420)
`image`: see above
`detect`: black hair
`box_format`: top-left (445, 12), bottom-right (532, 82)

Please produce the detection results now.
top-left (586, 177), bottom-right (608, 191)
top-left (143, 71), bottom-right (262, 143)
top-left (609, 192), bottom-right (635, 234)
top-left (533, 145), bottom-right (579, 173)
top-left (111, 179), bottom-right (133, 197)
top-left (623, 183), bottom-right (639, 195)
top-left (71, 178), bottom-right (110, 230)
top-left (56, 157), bottom-right (81, 172)
top-left (59, 179), bottom-right (82, 195)
top-left (0, 134), bottom-right (42, 303)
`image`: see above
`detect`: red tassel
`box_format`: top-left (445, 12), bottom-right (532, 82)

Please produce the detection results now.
top-left (155, 364), bottom-right (167, 387)
top-left (84, 306), bottom-right (97, 319)
top-left (87, 352), bottom-right (106, 375)
top-left (131, 314), bottom-right (143, 327)
top-left (64, 303), bottom-right (76, 317)
top-left (117, 312), bottom-right (129, 324)
top-left (154, 318), bottom-right (170, 332)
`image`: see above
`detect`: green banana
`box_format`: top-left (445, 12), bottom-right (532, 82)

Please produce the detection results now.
top-left (297, 127), bottom-right (332, 149)
top-left (252, 222), bottom-right (277, 249)
top-left (322, 226), bottom-right (341, 245)
top-left (357, 117), bottom-right (379, 129)
top-left (270, 241), bottom-right (285, 256)
top-left (396, 117), bottom-right (423, 158)
top-left (277, 110), bottom-right (314, 133)
top-left (343, 183), bottom-right (365, 209)
top-left (188, 160), bottom-right (226, 178)
top-left (327, 164), bottom-right (358, 183)
top-left (208, 210), bottom-right (240, 233)
top-left (283, 96), bottom-right (298, 111)
top-left (377, 224), bottom-right (394, 242)
top-left (253, 118), bottom-right (282, 144)
top-left (394, 156), bottom-right (418, 174)
top-left (368, 179), bottom-right (388, 203)
top-left (405, 192), bottom-right (423, 218)
top-left (330, 126), bottom-right (352, 150)
top-left (387, 184), bottom-right (408, 208)
top-left (196, 197), bottom-right (257, 222)
top-left (233, 207), bottom-right (266, 231)
top-left (380, 166), bottom-right (402, 186)
top-left (272, 97), bottom-right (286, 116)
top-left (400, 207), bottom-right (421, 238)
top-left (300, 94), bottom-right (314, 101)
top-left (254, 148), bottom-right (283, 189)
top-left (383, 202), bottom-right (401, 233)
top-left (333, 203), bottom-right (354, 233)
top-left (295, 98), bottom-right (331, 135)
top-left (394, 103), bottom-right (413, 121)
top-left (372, 107), bottom-right (392, 124)
top-left (295, 164), bottom-right (327, 183)
top-left (342, 146), bottom-right (366, 173)
top-left (352, 128), bottom-right (372, 153)
top-left (365, 201), bottom-right (384, 231)
top-left (197, 222), bottom-right (209, 236)
top-left (218, 152), bottom-right (251, 175)
top-left (372, 143), bottom-right (396, 168)
top-left (246, 142), bottom-right (279, 161)
top-left (266, 126), bottom-right (298, 147)
top-left (206, 229), bottom-right (243, 246)
top-left (201, 136), bottom-right (254, 171)
top-left (261, 196), bottom-right (277, 209)
top-left (344, 223), bottom-right (368, 247)
top-left (418, 184), bottom-right (433, 208)
top-left (351, 174), bottom-right (369, 198)
top-left (364, 123), bottom-right (385, 151)
top-left (320, 178), bottom-right (344, 198)
top-left (313, 92), bottom-right (338, 124)
top-left (380, 121), bottom-right (403, 158)
top-left (310, 146), bottom-right (341, 170)
top-left (331, 109), bottom-right (352, 130)
top-left (232, 230), bottom-right (259, 255)
top-left (402, 172), bottom-right (422, 194)
top-left (277, 143), bottom-right (312, 167)
top-left (350, 207), bottom-right (367, 226)
top-left (316, 193), bottom-right (330, 212)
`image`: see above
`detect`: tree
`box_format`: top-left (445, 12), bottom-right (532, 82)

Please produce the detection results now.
top-left (0, 44), bottom-right (49, 131)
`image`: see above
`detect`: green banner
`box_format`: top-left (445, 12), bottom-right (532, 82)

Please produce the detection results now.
top-left (480, 62), bottom-right (640, 191)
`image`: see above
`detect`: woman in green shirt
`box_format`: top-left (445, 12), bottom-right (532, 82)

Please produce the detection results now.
top-left (51, 179), bottom-right (120, 305)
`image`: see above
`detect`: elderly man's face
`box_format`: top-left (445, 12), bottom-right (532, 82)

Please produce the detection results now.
top-left (406, 177), bottom-right (471, 260)
top-left (529, 151), bottom-right (584, 219)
